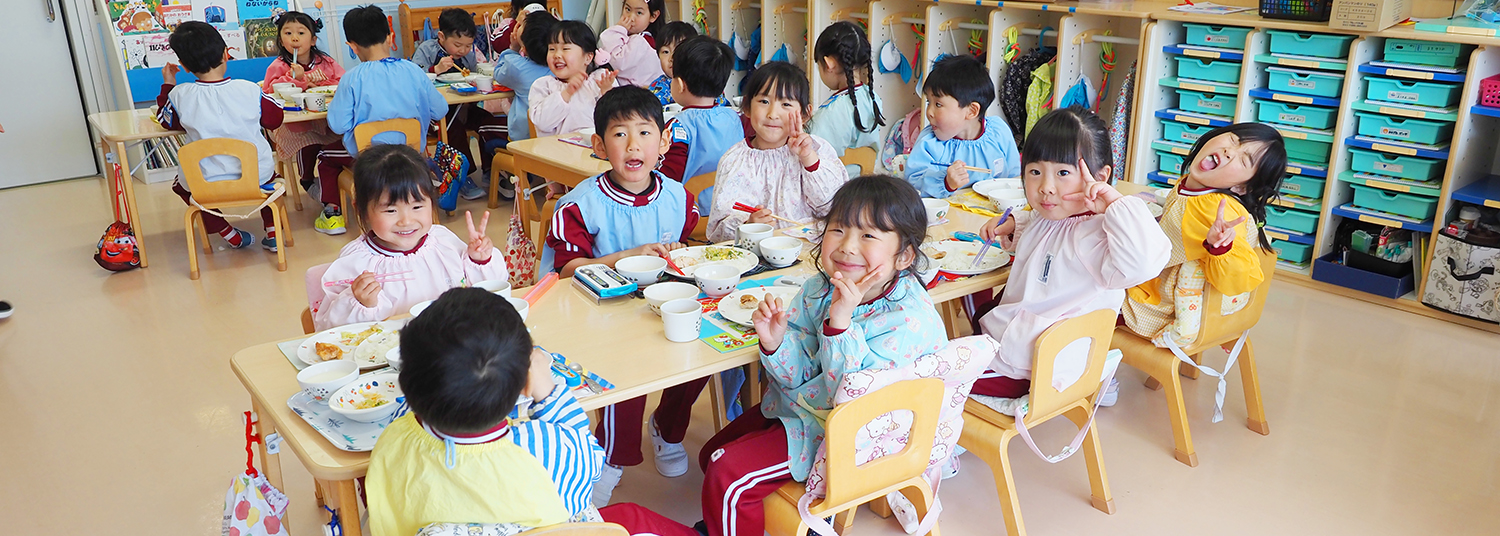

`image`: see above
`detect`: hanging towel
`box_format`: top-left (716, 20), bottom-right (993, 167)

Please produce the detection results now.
top-left (1110, 61), bottom-right (1137, 175)
top-left (770, 44), bottom-right (790, 64)
top-left (1023, 60), bottom-right (1054, 140)
top-left (1058, 75), bottom-right (1096, 111)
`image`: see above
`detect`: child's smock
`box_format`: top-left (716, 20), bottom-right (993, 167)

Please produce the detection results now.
top-left (314, 225), bottom-right (508, 331)
top-left (261, 56), bottom-right (345, 161)
top-left (904, 116), bottom-right (1021, 199)
top-left (706, 135), bottom-right (848, 243)
top-left (978, 196), bottom-right (1169, 382)
top-left (529, 70), bottom-right (618, 136)
top-left (596, 26), bottom-right (663, 87)
top-left (806, 86), bottom-right (884, 156)
top-left (509, 383), bottom-right (607, 520)
top-left (760, 274), bottom-right (947, 481)
top-left (325, 57), bottom-right (448, 156)
top-left (493, 49), bottom-right (551, 141)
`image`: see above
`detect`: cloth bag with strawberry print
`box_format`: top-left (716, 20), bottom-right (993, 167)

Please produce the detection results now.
top-left (223, 412), bottom-right (289, 536)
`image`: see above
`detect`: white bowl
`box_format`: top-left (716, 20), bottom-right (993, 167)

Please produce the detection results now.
top-left (988, 189), bottom-right (1029, 212)
top-left (437, 72), bottom-right (466, 83)
top-left (644, 282), bottom-right (700, 315)
top-left (271, 82), bottom-right (297, 96)
top-left (506, 296), bottom-right (530, 321)
top-left (328, 372), bottom-right (403, 423)
top-left (409, 299), bottom-right (434, 317)
top-left (426, 72), bottom-right (438, 82)
top-left (616, 255), bottom-right (668, 285)
top-left (475, 279), bottom-right (511, 295)
top-left (973, 178), bottom-right (1023, 198)
top-left (923, 198), bottom-right (950, 226)
top-left (385, 346), bottom-right (402, 371)
top-left (694, 264), bottom-right (743, 298)
top-left (758, 236), bottom-right (802, 268)
top-left (296, 360), bottom-right (359, 402)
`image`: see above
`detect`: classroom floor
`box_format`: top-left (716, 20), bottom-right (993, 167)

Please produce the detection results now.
top-left (1, 175), bottom-right (1498, 535)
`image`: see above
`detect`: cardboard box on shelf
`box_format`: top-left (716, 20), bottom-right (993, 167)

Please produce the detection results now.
top-left (1329, 0), bottom-right (1412, 32)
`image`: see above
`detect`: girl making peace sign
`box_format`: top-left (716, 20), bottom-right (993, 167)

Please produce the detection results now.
top-left (314, 144), bottom-right (509, 331)
top-left (971, 107), bottom-right (1171, 412)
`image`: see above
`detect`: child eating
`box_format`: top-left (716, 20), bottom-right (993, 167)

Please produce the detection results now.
top-left (411, 8), bottom-right (503, 200)
top-left (260, 11), bottom-right (343, 195)
top-left (904, 55), bottom-right (1021, 198)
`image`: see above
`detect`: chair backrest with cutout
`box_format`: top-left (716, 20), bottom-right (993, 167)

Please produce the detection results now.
top-left (822, 378), bottom-right (944, 508)
top-left (1026, 309), bottom-right (1117, 421)
top-left (1194, 249), bottom-right (1279, 350)
top-left (842, 146), bottom-right (878, 175)
top-left (177, 138), bottom-right (263, 207)
top-left (353, 118), bottom-right (424, 152)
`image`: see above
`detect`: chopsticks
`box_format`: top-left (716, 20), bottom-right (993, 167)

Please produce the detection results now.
top-left (970, 207), bottom-right (1013, 268)
top-left (324, 270), bottom-right (414, 287)
top-left (731, 202), bottom-right (805, 226)
top-left (524, 273), bottom-right (559, 305)
top-left (939, 162), bottom-right (992, 173)
top-left (661, 253), bottom-right (686, 275)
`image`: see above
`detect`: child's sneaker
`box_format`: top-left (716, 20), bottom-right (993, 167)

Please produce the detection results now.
top-left (261, 233), bottom-right (279, 252)
top-left (1098, 379), bottom-right (1120, 407)
top-left (591, 463), bottom-right (623, 508)
top-left (315, 206), bottom-right (347, 235)
top-left (650, 415), bottom-right (689, 477)
top-left (459, 175), bottom-right (487, 200)
top-left (224, 228), bottom-right (254, 249)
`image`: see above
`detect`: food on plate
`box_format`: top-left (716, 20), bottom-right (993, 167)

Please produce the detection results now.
top-left (676, 256), bottom-right (702, 267)
top-left (354, 331), bottom-right (400, 362)
top-left (705, 247), bottom-right (742, 261)
top-left (739, 294), bottom-right (760, 308)
top-left (459, 67), bottom-right (471, 77)
top-left (315, 342), bottom-right (343, 362)
top-left (339, 324), bottom-right (383, 346)
top-left (925, 248), bottom-right (947, 260)
top-left (353, 391), bottom-right (389, 410)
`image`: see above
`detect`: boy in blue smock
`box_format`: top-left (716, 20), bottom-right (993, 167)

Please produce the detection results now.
top-left (904, 55), bottom-right (1021, 199)
top-left (657, 36), bottom-right (749, 185)
top-left (544, 86), bottom-right (706, 508)
top-left (411, 8), bottom-right (505, 201)
top-left (314, 5), bottom-right (448, 235)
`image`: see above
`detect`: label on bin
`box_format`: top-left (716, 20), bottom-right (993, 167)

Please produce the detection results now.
top-left (1183, 131), bottom-right (1202, 141)
top-left (1198, 98), bottom-right (1222, 110)
top-left (1374, 161), bottom-right (1405, 174)
top-left (1380, 127), bottom-right (1411, 139)
top-left (1388, 91), bottom-right (1420, 102)
top-left (1279, 113), bottom-right (1307, 124)
top-left (1284, 183), bottom-right (1301, 192)
top-left (1205, 35), bottom-right (1229, 44)
top-left (1288, 79), bottom-right (1317, 90)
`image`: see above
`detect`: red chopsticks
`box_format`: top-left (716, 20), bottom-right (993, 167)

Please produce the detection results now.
top-left (731, 203), bottom-right (805, 226)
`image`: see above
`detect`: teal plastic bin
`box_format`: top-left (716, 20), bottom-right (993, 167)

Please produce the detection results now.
top-left (1280, 174), bottom-right (1325, 199)
top-left (1354, 112), bottom-right (1455, 145)
top-left (1163, 121), bottom-right (1214, 144)
top-left (1173, 56), bottom-right (1242, 84)
top-left (1365, 77), bottom-right (1462, 107)
top-left (1348, 148), bottom-right (1445, 181)
top-left (1267, 206), bottom-right (1320, 234)
top-left (1157, 151), bottom-right (1185, 175)
top-left (1273, 239), bottom-right (1314, 263)
top-left (1284, 137), bottom-right (1332, 164)
top-left (1268, 67), bottom-right (1345, 98)
top-left (1257, 100), bottom-right (1338, 129)
top-left (1184, 23), bottom-right (1251, 49)
top-left (1267, 30), bottom-right (1356, 59)
top-left (1349, 183), bottom-right (1440, 220)
top-left (1176, 89), bottom-right (1237, 116)
top-left (1384, 39), bottom-right (1465, 68)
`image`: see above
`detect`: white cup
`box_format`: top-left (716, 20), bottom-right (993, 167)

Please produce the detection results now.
top-left (736, 223), bottom-right (775, 256)
top-left (661, 298), bottom-right (703, 343)
top-left (473, 76), bottom-right (494, 92)
top-left (302, 92), bottom-right (328, 112)
top-left (922, 199), bottom-right (950, 226)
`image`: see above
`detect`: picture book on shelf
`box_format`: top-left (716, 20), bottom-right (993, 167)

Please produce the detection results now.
top-left (198, 0), bottom-right (238, 25)
top-left (110, 0), bottom-right (167, 35)
top-left (235, 0), bottom-right (288, 22)
top-left (241, 18), bottom-right (279, 58)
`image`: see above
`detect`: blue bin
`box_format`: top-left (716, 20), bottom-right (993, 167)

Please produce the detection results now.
top-left (1273, 239), bottom-right (1314, 263)
top-left (1184, 23), bottom-right (1251, 49)
top-left (1267, 30), bottom-right (1356, 59)
top-left (1176, 89), bottom-right (1237, 116)
top-left (1173, 56), bottom-right (1242, 84)
top-left (1163, 121), bottom-right (1214, 145)
top-left (1266, 206), bottom-right (1320, 234)
top-left (1257, 100), bottom-right (1338, 129)
top-left (1158, 151), bottom-right (1185, 175)
top-left (1348, 148), bottom-right (1445, 181)
top-left (1280, 174), bottom-right (1325, 199)
top-left (1348, 183), bottom-right (1440, 220)
top-left (1268, 67), bottom-right (1345, 98)
top-left (1384, 39), bottom-right (1465, 68)
top-left (1365, 77), bottom-right (1462, 107)
top-left (1354, 112), bottom-right (1455, 145)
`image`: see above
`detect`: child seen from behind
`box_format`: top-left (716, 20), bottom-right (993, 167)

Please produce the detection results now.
top-left (707, 61), bottom-right (848, 243)
top-left (807, 21), bottom-right (885, 157)
top-left (647, 21), bottom-right (699, 105)
top-left (657, 35), bottom-right (748, 188)
top-left (530, 21), bottom-right (619, 136)
top-left (313, 144), bottom-right (507, 331)
top-left (411, 8), bottom-right (505, 200)
top-left (904, 55), bottom-right (1021, 198)
top-left (260, 11), bottom-right (344, 194)
top-left (598, 0), bottom-right (666, 87)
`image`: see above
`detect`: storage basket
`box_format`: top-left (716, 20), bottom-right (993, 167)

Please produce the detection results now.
top-left (1385, 39), bottom-right (1465, 68)
top-left (1266, 30), bottom-right (1354, 58)
top-left (1163, 121), bottom-right (1214, 145)
top-left (1173, 56), bottom-right (1243, 84)
top-left (1280, 174), bottom-right (1326, 199)
top-left (1423, 231), bottom-right (1500, 323)
top-left (1480, 74), bottom-right (1500, 108)
top-left (1267, 206), bottom-right (1320, 234)
top-left (1158, 151), bottom-right (1185, 175)
top-left (1175, 89), bottom-right (1238, 116)
top-left (1348, 183), bottom-right (1440, 220)
top-left (1365, 77), bottom-right (1462, 107)
top-left (1259, 0), bottom-right (1332, 22)
top-left (1273, 239), bottom-right (1314, 264)
top-left (1257, 100), bottom-right (1339, 130)
top-left (1183, 24), bottom-right (1251, 49)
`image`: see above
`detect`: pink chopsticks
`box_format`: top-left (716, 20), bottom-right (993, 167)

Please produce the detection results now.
top-left (731, 202), bottom-right (804, 226)
top-left (324, 270), bottom-right (414, 287)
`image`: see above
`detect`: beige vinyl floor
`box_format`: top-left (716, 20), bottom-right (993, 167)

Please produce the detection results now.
top-left (2, 176), bottom-right (1498, 535)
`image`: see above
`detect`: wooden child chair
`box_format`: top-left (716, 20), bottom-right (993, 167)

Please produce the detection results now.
top-left (762, 378), bottom-right (945, 536)
top-left (842, 146), bottom-right (878, 175)
top-left (684, 171), bottom-right (716, 243)
top-left (179, 138), bottom-right (293, 280)
top-left (959, 309), bottom-right (1118, 536)
top-left (336, 118), bottom-right (440, 226)
top-left (1109, 249), bottom-right (1276, 467)
top-left (301, 262), bottom-right (332, 334)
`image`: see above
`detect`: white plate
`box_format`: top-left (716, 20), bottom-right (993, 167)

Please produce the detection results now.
top-left (668, 245), bottom-right (759, 277)
top-left (436, 72), bottom-right (466, 83)
top-left (717, 286), bottom-right (801, 326)
top-left (972, 177), bottom-right (1023, 197)
top-left (296, 320), bottom-right (405, 369)
top-left (922, 240), bottom-right (1012, 276)
top-left (287, 379), bottom-right (409, 452)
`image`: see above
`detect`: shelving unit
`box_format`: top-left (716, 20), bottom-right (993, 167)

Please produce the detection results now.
top-left (762, 0), bottom-right (810, 70)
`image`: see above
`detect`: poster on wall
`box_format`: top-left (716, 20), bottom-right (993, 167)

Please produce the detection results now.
top-left (198, 0), bottom-right (239, 25)
top-left (221, 29), bottom-right (249, 61)
top-left (109, 0), bottom-right (169, 35)
top-left (241, 17), bottom-right (280, 58)
top-left (236, 0), bottom-right (289, 22)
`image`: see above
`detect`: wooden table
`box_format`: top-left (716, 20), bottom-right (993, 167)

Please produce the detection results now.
top-left (84, 87), bottom-right (512, 267)
top-left (230, 207), bottom-right (1006, 536)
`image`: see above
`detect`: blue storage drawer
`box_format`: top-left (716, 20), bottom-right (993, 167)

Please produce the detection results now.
top-left (1266, 206), bottom-right (1320, 234)
top-left (1157, 151), bottom-right (1185, 175)
top-left (1176, 89), bottom-right (1237, 116)
top-left (1280, 174), bottom-right (1325, 199)
top-left (1184, 23), bottom-right (1251, 49)
top-left (1384, 39), bottom-right (1465, 68)
top-left (1348, 183), bottom-right (1440, 220)
top-left (1312, 253), bottom-right (1415, 299)
top-left (1163, 121), bottom-right (1214, 145)
top-left (1267, 30), bottom-right (1355, 59)
top-left (1173, 56), bottom-right (1242, 84)
top-left (1348, 148), bottom-right (1445, 181)
top-left (1365, 77), bottom-right (1462, 107)
top-left (1284, 137), bottom-right (1333, 165)
top-left (1268, 67), bottom-right (1345, 98)
top-left (1257, 100), bottom-right (1338, 129)
top-left (1354, 112), bottom-right (1455, 145)
top-left (1273, 240), bottom-right (1314, 263)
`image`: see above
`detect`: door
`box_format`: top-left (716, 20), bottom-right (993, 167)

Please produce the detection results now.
top-left (0, 0), bottom-right (97, 188)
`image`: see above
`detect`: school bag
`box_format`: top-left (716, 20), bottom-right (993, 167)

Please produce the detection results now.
top-left (429, 141), bottom-right (471, 213)
top-left (95, 163), bottom-right (140, 272)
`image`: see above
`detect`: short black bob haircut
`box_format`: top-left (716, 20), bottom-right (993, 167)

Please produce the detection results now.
top-left (398, 288), bottom-right (533, 434)
top-left (352, 143), bottom-right (436, 228)
top-left (343, 5), bottom-right (391, 48)
top-left (519, 11), bottom-right (558, 64)
top-left (742, 61), bottom-right (811, 114)
top-left (922, 55), bottom-right (995, 114)
top-left (437, 8), bottom-right (477, 39)
top-left (672, 36), bottom-right (734, 99)
top-left (168, 22), bottom-right (227, 74)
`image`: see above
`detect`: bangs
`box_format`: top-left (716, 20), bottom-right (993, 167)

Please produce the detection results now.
top-left (377, 175), bottom-right (432, 206)
top-left (1021, 107), bottom-right (1113, 171)
top-left (744, 62), bottom-right (809, 108)
top-left (548, 21), bottom-right (595, 51)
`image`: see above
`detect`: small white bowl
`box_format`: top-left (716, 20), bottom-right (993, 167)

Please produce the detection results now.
top-left (616, 255), bottom-right (668, 286)
top-left (475, 279), bottom-right (511, 295)
top-left (328, 372), bottom-right (403, 423)
top-left (644, 282), bottom-right (700, 315)
top-left (506, 296), bottom-right (530, 321)
top-left (437, 72), bottom-right (466, 83)
top-left (694, 264), bottom-right (743, 298)
top-left (385, 347), bottom-right (402, 371)
top-left (758, 236), bottom-right (802, 268)
top-left (426, 72), bottom-right (438, 83)
top-left (296, 360), bottom-right (360, 402)
top-left (923, 198), bottom-right (950, 226)
top-left (973, 178), bottom-right (1023, 197)
top-left (409, 299), bottom-right (434, 317)
top-left (989, 189), bottom-right (1029, 212)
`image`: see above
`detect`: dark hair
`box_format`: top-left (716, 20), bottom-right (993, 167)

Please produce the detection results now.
top-left (1185, 123), bottom-right (1288, 250)
top-left (548, 20), bottom-right (598, 55)
top-left (520, 11), bottom-right (557, 64)
top-left (168, 21), bottom-right (226, 74)
top-left (508, 0), bottom-right (547, 19)
top-left (343, 5), bottom-right (390, 48)
top-left (352, 144), bottom-right (436, 227)
top-left (437, 8), bottom-right (477, 39)
top-left (657, 21), bottom-right (698, 50)
top-left (594, 85), bottom-right (665, 134)
top-left (812, 175), bottom-right (930, 288)
top-left (672, 36), bottom-right (734, 98)
top-left (743, 61), bottom-right (811, 115)
top-left (1021, 106), bottom-right (1113, 178)
top-left (273, 11), bottom-right (330, 67)
top-left (923, 55), bottom-right (994, 114)
top-left (814, 21), bottom-right (884, 134)
top-left (626, 0), bottom-right (667, 41)
top-left (399, 288), bottom-right (532, 434)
